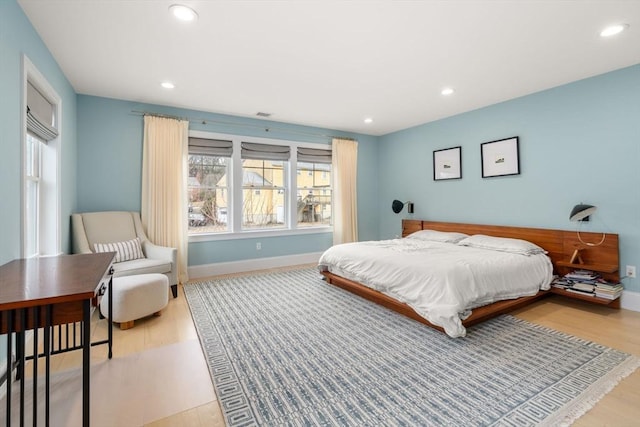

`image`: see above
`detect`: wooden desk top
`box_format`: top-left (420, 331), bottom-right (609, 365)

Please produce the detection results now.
top-left (0, 252), bottom-right (115, 310)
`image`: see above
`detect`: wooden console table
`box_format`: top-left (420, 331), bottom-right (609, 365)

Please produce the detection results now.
top-left (0, 253), bottom-right (115, 426)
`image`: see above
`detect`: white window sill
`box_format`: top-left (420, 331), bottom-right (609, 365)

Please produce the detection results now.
top-left (188, 226), bottom-right (333, 243)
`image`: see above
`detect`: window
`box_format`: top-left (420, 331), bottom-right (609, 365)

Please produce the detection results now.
top-left (188, 132), bottom-right (332, 239)
top-left (23, 56), bottom-right (61, 257)
top-left (187, 137), bottom-right (232, 234)
top-left (241, 142), bottom-right (289, 230)
top-left (296, 146), bottom-right (332, 228)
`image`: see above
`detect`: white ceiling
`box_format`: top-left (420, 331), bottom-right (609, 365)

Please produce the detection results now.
top-left (18, 0), bottom-right (640, 136)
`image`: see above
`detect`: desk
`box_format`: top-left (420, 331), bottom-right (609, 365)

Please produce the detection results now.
top-left (0, 253), bottom-right (114, 427)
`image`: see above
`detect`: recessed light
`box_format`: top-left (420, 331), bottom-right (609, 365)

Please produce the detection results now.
top-left (441, 87), bottom-right (455, 96)
top-left (161, 81), bottom-right (175, 89)
top-left (364, 118), bottom-right (373, 124)
top-left (600, 24), bottom-right (628, 37)
top-left (169, 4), bottom-right (198, 22)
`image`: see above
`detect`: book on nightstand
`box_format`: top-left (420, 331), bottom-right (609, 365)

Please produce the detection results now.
top-left (594, 282), bottom-right (624, 300)
top-left (566, 287), bottom-right (596, 296)
top-left (564, 270), bottom-right (600, 282)
top-left (553, 271), bottom-right (623, 301)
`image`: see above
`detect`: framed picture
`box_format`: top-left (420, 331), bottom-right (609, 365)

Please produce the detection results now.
top-left (481, 136), bottom-right (520, 178)
top-left (433, 146), bottom-right (462, 181)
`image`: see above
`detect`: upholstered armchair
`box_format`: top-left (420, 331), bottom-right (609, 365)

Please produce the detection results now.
top-left (71, 211), bottom-right (178, 298)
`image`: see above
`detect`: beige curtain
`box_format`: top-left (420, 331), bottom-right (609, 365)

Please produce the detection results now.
top-left (332, 138), bottom-right (358, 244)
top-left (142, 115), bottom-right (189, 284)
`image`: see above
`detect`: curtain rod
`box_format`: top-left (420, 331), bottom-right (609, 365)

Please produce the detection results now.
top-left (130, 110), bottom-right (357, 141)
top-left (138, 111), bottom-right (189, 121)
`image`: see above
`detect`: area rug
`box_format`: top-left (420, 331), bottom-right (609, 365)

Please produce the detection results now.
top-left (184, 267), bottom-right (639, 426)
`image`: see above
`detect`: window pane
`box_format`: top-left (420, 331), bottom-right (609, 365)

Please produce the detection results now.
top-left (188, 155), bottom-right (229, 234)
top-left (26, 133), bottom-right (40, 178)
top-left (297, 162), bottom-right (332, 227)
top-left (242, 159), bottom-right (286, 229)
top-left (25, 133), bottom-right (42, 256)
top-left (25, 179), bottom-right (38, 257)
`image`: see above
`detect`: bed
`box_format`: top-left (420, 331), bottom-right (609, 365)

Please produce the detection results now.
top-left (319, 220), bottom-right (619, 337)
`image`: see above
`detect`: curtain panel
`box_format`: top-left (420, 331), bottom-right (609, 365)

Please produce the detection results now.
top-left (142, 115), bottom-right (189, 284)
top-left (332, 138), bottom-right (358, 244)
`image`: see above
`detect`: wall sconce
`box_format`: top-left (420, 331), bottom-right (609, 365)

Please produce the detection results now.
top-left (392, 199), bottom-right (414, 214)
top-left (569, 204), bottom-right (597, 222)
top-left (568, 203), bottom-right (605, 264)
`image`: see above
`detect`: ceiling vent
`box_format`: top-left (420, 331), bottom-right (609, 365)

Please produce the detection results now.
top-left (256, 112), bottom-right (272, 118)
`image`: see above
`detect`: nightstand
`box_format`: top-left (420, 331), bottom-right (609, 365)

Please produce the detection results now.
top-left (552, 260), bottom-right (621, 308)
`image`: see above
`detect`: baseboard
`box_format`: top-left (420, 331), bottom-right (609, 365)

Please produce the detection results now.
top-left (188, 252), bottom-right (324, 280)
top-left (621, 289), bottom-right (640, 312)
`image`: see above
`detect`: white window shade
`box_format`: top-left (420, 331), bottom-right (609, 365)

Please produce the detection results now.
top-left (27, 81), bottom-right (58, 142)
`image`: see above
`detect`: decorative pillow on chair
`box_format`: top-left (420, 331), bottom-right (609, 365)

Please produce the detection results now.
top-left (94, 237), bottom-right (146, 263)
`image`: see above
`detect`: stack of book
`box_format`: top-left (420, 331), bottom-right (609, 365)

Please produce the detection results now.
top-left (564, 270), bottom-right (599, 283)
top-left (595, 282), bottom-right (624, 300)
top-left (567, 282), bottom-right (597, 296)
top-left (551, 269), bottom-right (623, 301)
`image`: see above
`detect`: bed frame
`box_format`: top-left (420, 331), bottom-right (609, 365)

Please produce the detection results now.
top-left (321, 220), bottom-right (620, 334)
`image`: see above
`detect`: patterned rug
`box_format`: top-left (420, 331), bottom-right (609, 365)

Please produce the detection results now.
top-left (184, 268), bottom-right (639, 426)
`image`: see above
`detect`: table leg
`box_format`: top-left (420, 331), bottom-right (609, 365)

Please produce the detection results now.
top-left (19, 311), bottom-right (26, 426)
top-left (108, 276), bottom-right (113, 359)
top-left (82, 299), bottom-right (91, 427)
top-left (45, 305), bottom-right (52, 427)
top-left (5, 314), bottom-right (13, 427)
top-left (33, 308), bottom-right (39, 426)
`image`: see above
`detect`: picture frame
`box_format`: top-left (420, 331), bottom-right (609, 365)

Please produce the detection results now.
top-left (433, 146), bottom-right (462, 181)
top-left (481, 136), bottom-right (520, 178)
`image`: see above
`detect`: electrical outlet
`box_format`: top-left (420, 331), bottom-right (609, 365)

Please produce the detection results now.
top-left (626, 265), bottom-right (636, 278)
top-left (256, 242), bottom-right (261, 250)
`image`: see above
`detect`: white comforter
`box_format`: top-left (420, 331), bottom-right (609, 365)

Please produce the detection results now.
top-left (318, 239), bottom-right (553, 337)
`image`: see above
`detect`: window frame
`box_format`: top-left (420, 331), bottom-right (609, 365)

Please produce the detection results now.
top-left (22, 55), bottom-right (61, 257)
top-left (188, 130), bottom-right (333, 242)
top-left (187, 152), bottom-right (231, 233)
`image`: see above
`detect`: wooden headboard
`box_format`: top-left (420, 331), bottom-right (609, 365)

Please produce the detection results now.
top-left (402, 220), bottom-right (620, 282)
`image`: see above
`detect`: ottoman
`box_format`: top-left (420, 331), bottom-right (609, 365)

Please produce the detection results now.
top-left (101, 273), bottom-right (169, 330)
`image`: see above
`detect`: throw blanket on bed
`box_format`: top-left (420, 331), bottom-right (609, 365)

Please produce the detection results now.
top-left (318, 239), bottom-right (553, 337)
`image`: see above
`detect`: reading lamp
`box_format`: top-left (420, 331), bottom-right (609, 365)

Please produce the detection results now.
top-left (569, 204), bottom-right (597, 221)
top-left (568, 203), bottom-right (605, 264)
top-left (392, 199), bottom-right (414, 214)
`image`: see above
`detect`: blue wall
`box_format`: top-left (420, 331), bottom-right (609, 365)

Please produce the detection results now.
top-left (379, 64), bottom-right (640, 292)
top-left (0, 0), bottom-right (78, 380)
top-left (76, 95), bottom-right (379, 266)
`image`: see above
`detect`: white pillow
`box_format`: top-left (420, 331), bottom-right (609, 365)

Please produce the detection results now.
top-left (406, 229), bottom-right (469, 244)
top-left (94, 237), bottom-right (145, 263)
top-left (457, 234), bottom-right (546, 256)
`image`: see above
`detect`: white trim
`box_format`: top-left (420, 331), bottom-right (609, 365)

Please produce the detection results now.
top-left (22, 55), bottom-right (62, 257)
top-left (188, 251), bottom-right (323, 280)
top-left (620, 289), bottom-right (640, 312)
top-left (189, 225), bottom-right (331, 242)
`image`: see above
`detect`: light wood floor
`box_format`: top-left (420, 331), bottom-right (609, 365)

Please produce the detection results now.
top-left (42, 267), bottom-right (640, 426)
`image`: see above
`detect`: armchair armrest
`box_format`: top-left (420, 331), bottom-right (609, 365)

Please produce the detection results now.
top-left (142, 241), bottom-right (178, 286)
